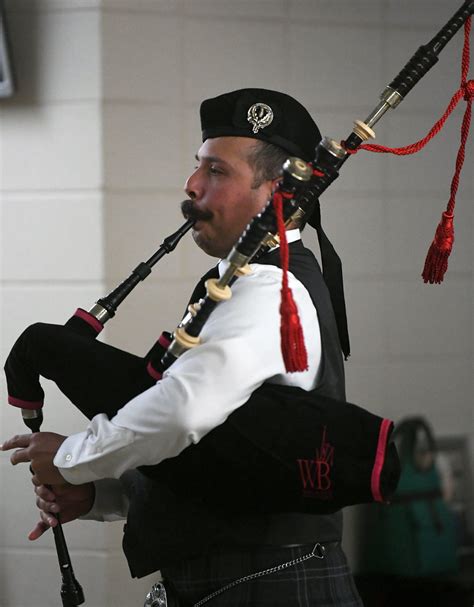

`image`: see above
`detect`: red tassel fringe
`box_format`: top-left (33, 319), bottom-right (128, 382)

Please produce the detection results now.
top-left (280, 286), bottom-right (309, 372)
top-left (422, 212), bottom-right (454, 284)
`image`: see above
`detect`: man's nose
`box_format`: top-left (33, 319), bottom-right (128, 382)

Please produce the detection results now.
top-left (184, 169), bottom-right (201, 200)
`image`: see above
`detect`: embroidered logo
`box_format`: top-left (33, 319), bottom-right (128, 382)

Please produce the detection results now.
top-left (247, 102), bottom-right (274, 133)
top-left (297, 426), bottom-right (334, 500)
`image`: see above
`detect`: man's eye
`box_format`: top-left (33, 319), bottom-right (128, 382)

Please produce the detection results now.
top-left (209, 166), bottom-right (223, 175)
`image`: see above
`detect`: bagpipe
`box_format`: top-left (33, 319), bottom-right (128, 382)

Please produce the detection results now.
top-left (4, 1), bottom-right (474, 604)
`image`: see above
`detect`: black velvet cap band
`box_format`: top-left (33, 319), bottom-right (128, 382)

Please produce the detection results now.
top-left (200, 88), bottom-right (322, 162)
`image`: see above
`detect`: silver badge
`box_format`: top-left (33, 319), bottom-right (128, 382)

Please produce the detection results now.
top-left (247, 102), bottom-right (274, 133)
top-left (144, 583), bottom-right (168, 607)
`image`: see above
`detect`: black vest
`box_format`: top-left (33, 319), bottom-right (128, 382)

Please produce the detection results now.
top-left (122, 241), bottom-right (345, 577)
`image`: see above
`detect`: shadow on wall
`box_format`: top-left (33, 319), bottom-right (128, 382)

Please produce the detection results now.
top-left (2, 5), bottom-right (41, 107)
top-left (353, 416), bottom-right (474, 607)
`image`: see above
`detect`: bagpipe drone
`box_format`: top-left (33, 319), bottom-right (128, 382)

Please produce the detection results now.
top-left (4, 2), bottom-right (474, 604)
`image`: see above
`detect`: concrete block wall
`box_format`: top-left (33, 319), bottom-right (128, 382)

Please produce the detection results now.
top-left (0, 1), bottom-right (153, 606)
top-left (1, 0), bottom-right (472, 605)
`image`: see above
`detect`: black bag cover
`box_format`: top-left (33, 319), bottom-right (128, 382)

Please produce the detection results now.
top-left (5, 322), bottom-right (399, 515)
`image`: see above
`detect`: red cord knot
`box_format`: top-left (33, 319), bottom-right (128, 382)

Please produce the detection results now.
top-left (433, 212), bottom-right (455, 252)
top-left (340, 141), bottom-right (357, 154)
top-left (462, 79), bottom-right (474, 101)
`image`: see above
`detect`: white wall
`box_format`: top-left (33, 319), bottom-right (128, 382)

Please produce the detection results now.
top-left (1, 0), bottom-right (472, 605)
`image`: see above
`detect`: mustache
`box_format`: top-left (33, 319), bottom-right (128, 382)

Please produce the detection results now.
top-left (181, 199), bottom-right (213, 222)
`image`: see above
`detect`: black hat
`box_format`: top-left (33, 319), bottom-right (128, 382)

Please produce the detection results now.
top-left (200, 88), bottom-right (321, 162)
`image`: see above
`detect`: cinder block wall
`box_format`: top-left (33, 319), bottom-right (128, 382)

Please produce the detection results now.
top-left (1, 1), bottom-right (472, 605)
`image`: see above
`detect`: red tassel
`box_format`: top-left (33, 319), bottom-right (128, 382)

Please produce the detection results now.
top-left (280, 285), bottom-right (308, 372)
top-left (422, 212), bottom-right (454, 284)
top-left (273, 190), bottom-right (308, 372)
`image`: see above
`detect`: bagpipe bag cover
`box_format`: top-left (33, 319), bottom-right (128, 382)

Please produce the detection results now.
top-left (5, 322), bottom-right (400, 514)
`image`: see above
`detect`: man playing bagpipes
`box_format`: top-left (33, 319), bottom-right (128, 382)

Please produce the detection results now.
top-left (2, 89), bottom-right (398, 606)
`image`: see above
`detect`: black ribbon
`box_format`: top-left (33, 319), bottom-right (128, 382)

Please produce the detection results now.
top-left (308, 201), bottom-right (350, 360)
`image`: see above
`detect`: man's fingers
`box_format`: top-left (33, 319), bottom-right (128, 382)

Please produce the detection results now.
top-left (28, 513), bottom-right (57, 541)
top-left (41, 511), bottom-right (58, 528)
top-left (29, 511), bottom-right (58, 541)
top-left (45, 482), bottom-right (72, 497)
top-left (33, 483), bottom-right (56, 502)
top-left (9, 448), bottom-right (31, 466)
top-left (31, 475), bottom-right (42, 487)
top-left (35, 494), bottom-right (59, 514)
top-left (1, 434), bottom-right (33, 466)
top-left (28, 521), bottom-right (48, 541)
top-left (1, 434), bottom-right (32, 452)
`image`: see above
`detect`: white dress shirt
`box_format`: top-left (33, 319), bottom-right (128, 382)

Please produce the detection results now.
top-left (55, 231), bottom-right (321, 491)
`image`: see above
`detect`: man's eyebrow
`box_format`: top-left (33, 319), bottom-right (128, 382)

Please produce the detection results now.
top-left (195, 153), bottom-right (229, 165)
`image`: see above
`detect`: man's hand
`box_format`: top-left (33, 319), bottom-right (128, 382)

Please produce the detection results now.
top-left (1, 432), bottom-right (67, 485)
top-left (29, 479), bottom-right (95, 540)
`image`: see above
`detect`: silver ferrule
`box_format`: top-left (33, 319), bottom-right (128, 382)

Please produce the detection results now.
top-left (218, 262), bottom-right (242, 288)
top-left (381, 86), bottom-right (404, 108)
top-left (179, 312), bottom-right (192, 328)
top-left (320, 137), bottom-right (347, 159)
top-left (288, 206), bottom-right (306, 227)
top-left (261, 232), bottom-right (280, 249)
top-left (226, 248), bottom-right (252, 271)
top-left (179, 298), bottom-right (204, 327)
top-left (88, 303), bottom-right (111, 324)
top-left (283, 156), bottom-right (313, 182)
top-left (21, 408), bottom-right (42, 420)
top-left (167, 338), bottom-right (189, 359)
top-left (364, 86), bottom-right (404, 128)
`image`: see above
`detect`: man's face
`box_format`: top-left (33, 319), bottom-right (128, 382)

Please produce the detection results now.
top-left (183, 137), bottom-right (275, 258)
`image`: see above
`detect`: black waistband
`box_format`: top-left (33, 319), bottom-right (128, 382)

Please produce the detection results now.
top-left (281, 540), bottom-right (340, 550)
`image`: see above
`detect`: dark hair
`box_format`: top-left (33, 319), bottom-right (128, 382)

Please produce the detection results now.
top-left (246, 140), bottom-right (289, 189)
top-left (247, 140), bottom-right (308, 229)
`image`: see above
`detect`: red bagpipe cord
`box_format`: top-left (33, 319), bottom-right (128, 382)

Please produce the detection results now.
top-left (346, 17), bottom-right (473, 284)
top-left (272, 190), bottom-right (308, 373)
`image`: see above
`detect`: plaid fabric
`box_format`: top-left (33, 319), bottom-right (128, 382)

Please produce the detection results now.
top-left (161, 543), bottom-right (363, 607)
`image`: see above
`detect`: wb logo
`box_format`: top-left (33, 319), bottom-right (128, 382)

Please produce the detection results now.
top-left (297, 426), bottom-right (334, 499)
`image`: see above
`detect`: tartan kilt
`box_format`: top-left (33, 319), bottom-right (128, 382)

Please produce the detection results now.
top-left (161, 543), bottom-right (363, 607)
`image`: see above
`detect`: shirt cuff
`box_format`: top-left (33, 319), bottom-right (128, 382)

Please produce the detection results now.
top-left (53, 415), bottom-right (136, 484)
top-left (79, 478), bottom-right (129, 522)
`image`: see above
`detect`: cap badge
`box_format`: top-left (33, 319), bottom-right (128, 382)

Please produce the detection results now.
top-left (247, 102), bottom-right (274, 133)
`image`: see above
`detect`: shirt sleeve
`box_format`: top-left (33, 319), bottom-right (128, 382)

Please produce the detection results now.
top-left (54, 265), bottom-right (321, 484)
top-left (79, 478), bottom-right (129, 522)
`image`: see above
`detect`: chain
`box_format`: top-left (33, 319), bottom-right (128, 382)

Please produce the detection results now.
top-left (192, 543), bottom-right (326, 607)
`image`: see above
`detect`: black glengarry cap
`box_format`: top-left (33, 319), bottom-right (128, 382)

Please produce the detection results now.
top-left (200, 88), bottom-right (321, 162)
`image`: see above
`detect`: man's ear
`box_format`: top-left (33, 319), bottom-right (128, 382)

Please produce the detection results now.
top-left (272, 176), bottom-right (282, 189)
top-left (266, 176), bottom-right (281, 197)
top-left (258, 176), bottom-right (281, 201)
